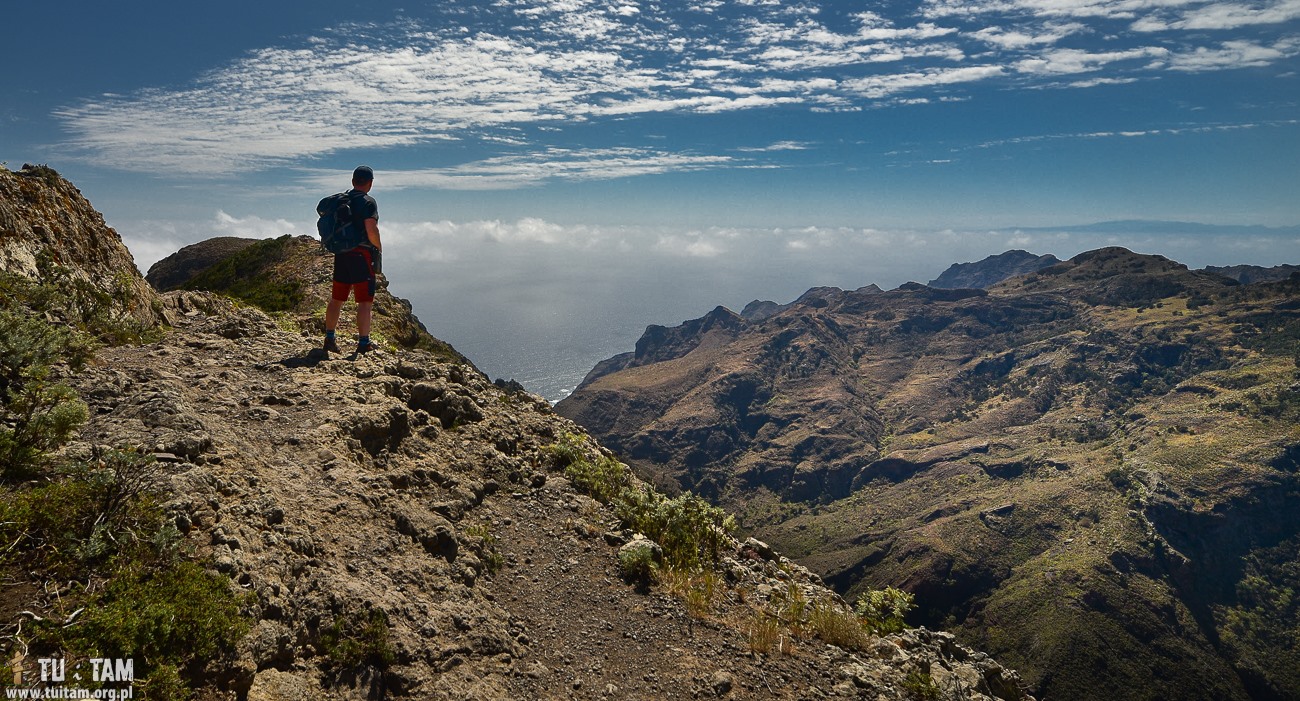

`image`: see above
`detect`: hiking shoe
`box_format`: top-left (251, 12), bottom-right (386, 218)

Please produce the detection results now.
top-left (356, 341), bottom-right (374, 355)
top-left (323, 337), bottom-right (341, 353)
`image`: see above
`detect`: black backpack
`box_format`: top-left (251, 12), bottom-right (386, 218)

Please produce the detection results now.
top-left (316, 191), bottom-right (366, 253)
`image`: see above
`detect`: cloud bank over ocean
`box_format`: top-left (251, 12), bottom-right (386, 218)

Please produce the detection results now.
top-left (121, 212), bottom-right (1300, 399)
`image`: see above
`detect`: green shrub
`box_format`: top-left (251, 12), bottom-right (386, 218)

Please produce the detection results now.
top-left (1105, 467), bottom-right (1136, 492)
top-left (320, 608), bottom-right (397, 671)
top-left (856, 586), bottom-right (916, 635)
top-left (544, 431), bottom-right (589, 468)
top-left (0, 370), bottom-right (87, 481)
top-left (0, 451), bottom-right (166, 575)
top-left (465, 522), bottom-right (504, 577)
top-left (0, 305), bottom-right (92, 481)
top-left (2, 453), bottom-right (250, 697)
top-left (618, 542), bottom-right (660, 584)
top-left (546, 434), bottom-right (736, 571)
top-left (612, 487), bottom-right (735, 570)
top-left (565, 452), bottom-right (628, 504)
top-left (0, 306), bottom-right (93, 388)
top-left (1, 262), bottom-right (157, 347)
top-left (64, 561), bottom-right (251, 668)
top-left (904, 668), bottom-right (941, 701)
top-left (0, 262), bottom-right (164, 481)
top-left (135, 663), bottom-right (190, 701)
top-left (547, 432), bottom-right (631, 503)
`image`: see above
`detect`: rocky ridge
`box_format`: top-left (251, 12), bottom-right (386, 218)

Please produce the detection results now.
top-left (0, 165), bottom-right (1030, 700)
top-left (926, 251), bottom-right (1060, 290)
top-left (161, 233), bottom-right (463, 364)
top-left (923, 248), bottom-right (1300, 292)
top-left (1204, 263), bottom-right (1300, 285)
top-left (65, 295), bottom-right (1028, 699)
top-left (146, 237), bottom-right (261, 292)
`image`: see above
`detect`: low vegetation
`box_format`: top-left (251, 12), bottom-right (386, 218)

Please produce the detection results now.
top-left (547, 431), bottom-right (926, 662)
top-left (549, 433), bottom-right (736, 571)
top-left (464, 522), bottom-right (506, 577)
top-left (319, 607), bottom-right (397, 674)
top-left (181, 235), bottom-right (305, 312)
top-left (857, 586), bottom-right (917, 635)
top-left (0, 268), bottom-right (251, 698)
top-left (1214, 535), bottom-right (1300, 698)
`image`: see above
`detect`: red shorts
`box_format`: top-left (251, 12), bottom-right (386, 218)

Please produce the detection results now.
top-left (332, 280), bottom-right (375, 304)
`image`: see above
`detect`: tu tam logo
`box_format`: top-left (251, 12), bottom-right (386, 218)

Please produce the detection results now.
top-left (9, 655), bottom-right (134, 685)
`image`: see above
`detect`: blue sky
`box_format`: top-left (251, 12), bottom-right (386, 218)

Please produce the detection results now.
top-left (5, 0), bottom-right (1300, 396)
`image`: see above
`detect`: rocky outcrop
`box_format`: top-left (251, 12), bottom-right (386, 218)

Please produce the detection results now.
top-left (0, 164), bottom-right (161, 326)
top-left (559, 247), bottom-right (1300, 701)
top-left (151, 233), bottom-right (467, 364)
top-left (927, 250), bottom-right (1060, 289)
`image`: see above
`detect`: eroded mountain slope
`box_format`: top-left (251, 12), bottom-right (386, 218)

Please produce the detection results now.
top-left (558, 248), bottom-right (1300, 700)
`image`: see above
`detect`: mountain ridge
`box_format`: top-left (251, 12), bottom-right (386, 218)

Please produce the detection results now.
top-left (1000, 219), bottom-right (1300, 236)
top-left (558, 246), bottom-right (1300, 700)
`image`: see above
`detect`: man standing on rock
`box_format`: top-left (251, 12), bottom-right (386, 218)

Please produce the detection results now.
top-left (324, 165), bottom-right (383, 355)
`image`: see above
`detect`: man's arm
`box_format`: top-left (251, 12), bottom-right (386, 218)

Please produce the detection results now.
top-left (365, 218), bottom-right (381, 252)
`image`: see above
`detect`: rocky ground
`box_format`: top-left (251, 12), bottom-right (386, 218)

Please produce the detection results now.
top-left (61, 289), bottom-right (1030, 700)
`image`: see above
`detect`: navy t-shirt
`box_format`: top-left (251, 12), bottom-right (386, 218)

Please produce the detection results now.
top-left (332, 189), bottom-right (378, 284)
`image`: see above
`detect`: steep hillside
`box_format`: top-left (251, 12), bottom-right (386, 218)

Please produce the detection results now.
top-left (558, 247), bottom-right (1300, 701)
top-left (0, 167), bottom-right (1029, 700)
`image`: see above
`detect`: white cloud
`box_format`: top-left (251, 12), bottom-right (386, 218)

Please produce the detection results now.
top-left (843, 65), bottom-right (1008, 98)
top-left (53, 0), bottom-right (1300, 178)
top-left (1134, 0), bottom-right (1300, 31)
top-left (924, 0), bottom-right (1205, 22)
top-left (119, 234), bottom-right (185, 275)
top-left (299, 147), bottom-right (738, 191)
top-left (213, 211), bottom-right (306, 238)
top-left (654, 232), bottom-right (727, 258)
top-left (971, 22), bottom-right (1087, 49)
top-left (1166, 39), bottom-right (1298, 71)
top-left (1016, 46), bottom-right (1170, 74)
top-left (1064, 76), bottom-right (1142, 87)
top-left (737, 140), bottom-right (816, 152)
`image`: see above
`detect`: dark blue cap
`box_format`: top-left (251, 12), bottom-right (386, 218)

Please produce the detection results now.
top-left (352, 165), bottom-right (374, 182)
